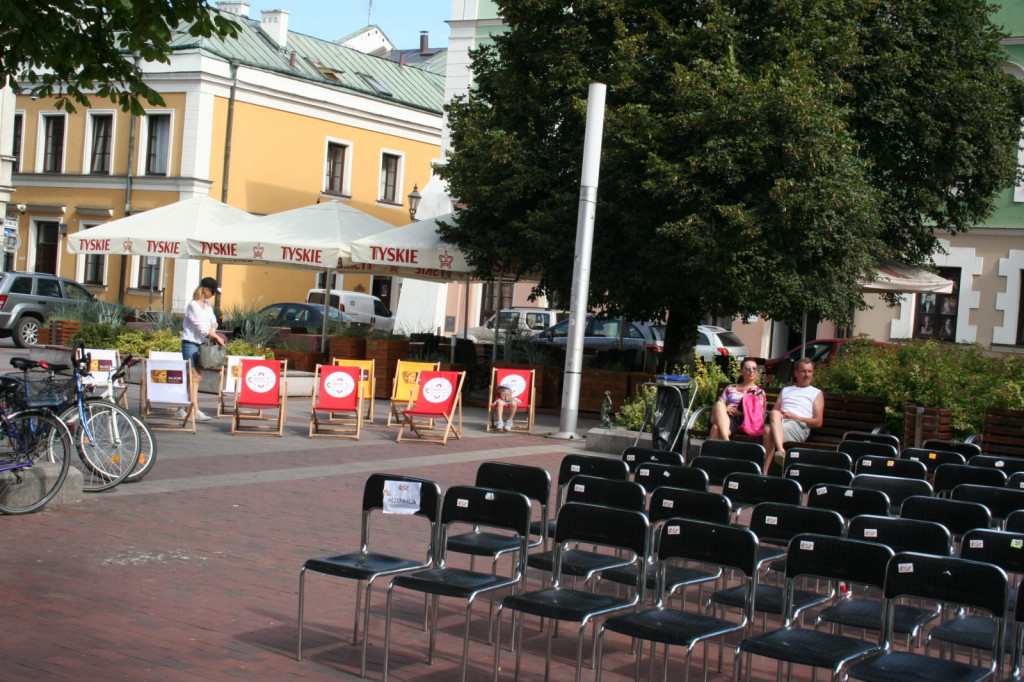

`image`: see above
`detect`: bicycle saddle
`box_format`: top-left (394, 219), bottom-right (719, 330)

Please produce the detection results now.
top-left (9, 357), bottom-right (38, 371)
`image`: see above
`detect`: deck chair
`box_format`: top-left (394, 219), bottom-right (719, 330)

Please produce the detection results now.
top-left (395, 370), bottom-right (464, 445)
top-left (230, 358), bottom-right (287, 436)
top-left (85, 347), bottom-right (127, 408)
top-left (217, 354), bottom-right (263, 417)
top-left (140, 356), bottom-right (195, 433)
top-left (333, 358), bottom-right (375, 422)
top-left (487, 366), bottom-right (536, 433)
top-left (309, 364), bottom-right (363, 439)
top-left (386, 360), bottom-right (438, 427)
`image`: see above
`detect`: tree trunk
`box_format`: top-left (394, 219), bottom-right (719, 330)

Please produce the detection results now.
top-left (662, 308), bottom-right (701, 373)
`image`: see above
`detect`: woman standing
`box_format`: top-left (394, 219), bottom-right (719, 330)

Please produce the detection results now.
top-left (709, 358), bottom-right (765, 441)
top-left (179, 276), bottom-right (225, 422)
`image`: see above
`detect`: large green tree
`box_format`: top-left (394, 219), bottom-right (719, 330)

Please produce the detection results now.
top-left (438, 0), bottom-right (1024, 366)
top-left (0, 1), bottom-right (239, 113)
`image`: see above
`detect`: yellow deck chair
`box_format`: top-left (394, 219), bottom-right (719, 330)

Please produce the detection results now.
top-left (386, 360), bottom-right (439, 427)
top-left (332, 358), bottom-right (375, 422)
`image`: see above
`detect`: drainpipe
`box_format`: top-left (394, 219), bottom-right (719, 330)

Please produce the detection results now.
top-left (120, 96), bottom-right (139, 306)
top-left (215, 60), bottom-right (240, 310)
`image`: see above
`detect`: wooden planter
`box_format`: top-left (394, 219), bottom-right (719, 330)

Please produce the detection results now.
top-left (51, 320), bottom-right (81, 346)
top-left (578, 369), bottom-right (634, 414)
top-left (903, 405), bottom-right (954, 448)
top-left (328, 336), bottom-right (367, 361)
top-left (366, 339), bottom-right (411, 399)
top-left (36, 325), bottom-right (51, 345)
top-left (270, 349), bottom-right (325, 373)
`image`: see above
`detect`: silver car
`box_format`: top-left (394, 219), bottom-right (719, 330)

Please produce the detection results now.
top-left (0, 271), bottom-right (95, 347)
top-left (696, 325), bottom-right (748, 362)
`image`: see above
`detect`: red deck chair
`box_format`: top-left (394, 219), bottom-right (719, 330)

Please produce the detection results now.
top-left (396, 370), bottom-right (465, 445)
top-left (309, 364), bottom-right (363, 439)
top-left (231, 359), bottom-right (287, 436)
top-left (487, 367), bottom-right (536, 434)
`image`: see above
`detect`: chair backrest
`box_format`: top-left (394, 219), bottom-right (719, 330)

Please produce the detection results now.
top-left (951, 483), bottom-right (1024, 522)
top-left (552, 503), bottom-right (650, 588)
top-left (960, 528), bottom-right (1024, 577)
top-left (968, 455), bottom-right (1024, 476)
top-left (1007, 510), bottom-right (1024, 533)
top-left (839, 440), bottom-right (899, 461)
top-left (144, 357), bottom-right (190, 405)
top-left (747, 501), bottom-right (844, 546)
top-left (691, 455), bottom-right (761, 487)
top-left (932, 463), bottom-right (1007, 495)
top-left (313, 365), bottom-right (361, 411)
top-left (492, 367), bottom-right (534, 410)
top-left (785, 463), bottom-right (854, 489)
top-left (361, 473), bottom-right (442, 549)
top-left (655, 519), bottom-right (758, 611)
top-left (222, 355), bottom-right (263, 396)
top-left (406, 371), bottom-right (461, 416)
top-left (923, 438), bottom-right (982, 460)
top-left (1009, 472), bottom-right (1024, 491)
top-left (621, 446), bottom-right (684, 472)
top-left (854, 455), bottom-right (928, 480)
top-left (475, 461), bottom-right (551, 539)
top-left (84, 348), bottom-right (120, 388)
top-left (563, 475), bottom-right (646, 512)
top-left (846, 514), bottom-right (953, 555)
top-left (900, 447), bottom-right (966, 473)
top-left (899, 495), bottom-right (992, 539)
top-left (806, 483), bottom-right (892, 520)
top-left (238, 359), bottom-right (284, 406)
top-left (700, 439), bottom-right (766, 465)
top-left (556, 453), bottom-right (630, 488)
top-left (633, 463), bottom-right (708, 492)
top-left (648, 486), bottom-right (732, 525)
top-left (842, 431), bottom-right (901, 450)
top-left (783, 533), bottom-right (894, 619)
top-left (851, 473), bottom-right (933, 512)
top-left (392, 360), bottom-right (438, 402)
top-left (437, 485), bottom-right (532, 571)
top-left (784, 447), bottom-right (853, 471)
top-left (333, 358), bottom-right (375, 401)
top-left (722, 472), bottom-right (802, 508)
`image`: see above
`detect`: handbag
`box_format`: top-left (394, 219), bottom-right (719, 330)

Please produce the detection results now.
top-left (198, 341), bottom-right (226, 369)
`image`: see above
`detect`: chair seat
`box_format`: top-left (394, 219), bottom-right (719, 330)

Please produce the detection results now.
top-left (929, 615), bottom-right (1015, 652)
top-left (501, 586), bottom-right (632, 621)
top-left (848, 650), bottom-right (992, 682)
top-left (447, 531), bottom-right (520, 557)
top-left (391, 567), bottom-right (516, 599)
top-left (819, 599), bottom-right (938, 634)
top-left (527, 549), bottom-right (633, 577)
top-left (303, 551), bottom-right (423, 580)
top-left (740, 627), bottom-right (878, 668)
top-left (603, 607), bottom-right (740, 647)
top-left (711, 584), bottom-right (826, 615)
top-left (602, 561), bottom-right (719, 591)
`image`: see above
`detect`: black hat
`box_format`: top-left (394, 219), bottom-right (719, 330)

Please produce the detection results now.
top-left (200, 276), bottom-right (221, 293)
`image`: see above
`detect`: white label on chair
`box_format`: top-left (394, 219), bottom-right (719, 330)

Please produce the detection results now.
top-left (485, 492), bottom-right (495, 500)
top-left (897, 562), bottom-right (914, 573)
top-left (667, 525), bottom-right (680, 535)
top-left (815, 486), bottom-right (826, 495)
top-left (800, 540), bottom-right (814, 550)
top-left (996, 461), bottom-right (1006, 468)
top-left (765, 515), bottom-right (778, 525)
top-left (1014, 539), bottom-right (1024, 550)
top-left (638, 468), bottom-right (649, 477)
top-left (662, 499), bottom-right (674, 508)
top-left (728, 481), bottom-right (739, 489)
top-left (969, 539), bottom-right (984, 549)
top-left (574, 484), bottom-right (586, 492)
top-left (863, 461), bottom-right (872, 467)
top-left (844, 490), bottom-right (854, 497)
top-left (863, 528), bottom-right (878, 538)
top-left (792, 470), bottom-right (801, 477)
top-left (627, 454), bottom-right (635, 461)
top-left (383, 481), bottom-right (421, 515)
top-left (421, 377), bottom-right (453, 403)
top-left (910, 457), bottom-right (920, 462)
top-left (571, 465), bottom-right (581, 472)
top-left (245, 365), bottom-right (277, 393)
top-left (791, 452), bottom-right (800, 459)
top-left (662, 470), bottom-right (671, 478)
top-left (324, 371), bottom-right (356, 398)
top-left (457, 498), bottom-right (469, 507)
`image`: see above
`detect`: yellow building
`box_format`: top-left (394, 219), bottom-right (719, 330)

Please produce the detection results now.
top-left (6, 5), bottom-right (443, 317)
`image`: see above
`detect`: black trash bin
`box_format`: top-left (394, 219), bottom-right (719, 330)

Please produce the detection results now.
top-left (648, 374), bottom-right (693, 452)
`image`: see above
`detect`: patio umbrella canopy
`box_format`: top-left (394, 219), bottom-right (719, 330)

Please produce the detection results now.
top-left (859, 257), bottom-right (955, 295)
top-left (346, 212), bottom-right (473, 282)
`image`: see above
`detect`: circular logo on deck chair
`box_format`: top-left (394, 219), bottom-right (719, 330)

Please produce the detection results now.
top-left (501, 374), bottom-right (527, 398)
top-left (421, 377), bottom-right (453, 403)
top-left (245, 365), bottom-right (278, 393)
top-left (324, 371), bottom-right (355, 398)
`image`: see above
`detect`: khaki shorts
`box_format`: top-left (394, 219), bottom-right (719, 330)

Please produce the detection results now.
top-left (782, 419), bottom-right (810, 443)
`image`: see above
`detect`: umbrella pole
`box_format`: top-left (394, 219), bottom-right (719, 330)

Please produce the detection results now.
top-left (321, 267), bottom-right (330, 354)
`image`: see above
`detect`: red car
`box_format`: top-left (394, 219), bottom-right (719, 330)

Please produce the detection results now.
top-left (764, 338), bottom-right (888, 373)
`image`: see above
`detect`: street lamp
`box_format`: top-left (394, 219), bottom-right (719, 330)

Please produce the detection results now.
top-left (407, 184), bottom-right (422, 222)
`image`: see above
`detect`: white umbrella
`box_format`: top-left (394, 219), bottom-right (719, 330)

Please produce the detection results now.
top-left (66, 195), bottom-right (253, 258)
top-left (859, 257), bottom-right (954, 295)
top-left (346, 212), bottom-right (474, 282)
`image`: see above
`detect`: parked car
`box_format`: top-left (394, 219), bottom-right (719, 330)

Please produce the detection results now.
top-left (306, 289), bottom-right (395, 333)
top-left (0, 271), bottom-right (96, 347)
top-left (696, 325), bottom-right (749, 362)
top-left (454, 307), bottom-right (567, 343)
top-left (530, 316), bottom-right (664, 356)
top-left (764, 337), bottom-right (888, 372)
top-left (257, 302), bottom-right (363, 335)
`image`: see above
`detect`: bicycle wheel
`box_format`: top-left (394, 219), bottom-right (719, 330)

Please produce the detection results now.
top-left (125, 414), bottom-right (157, 483)
top-left (0, 410), bottom-right (73, 514)
top-left (59, 401), bottom-right (140, 492)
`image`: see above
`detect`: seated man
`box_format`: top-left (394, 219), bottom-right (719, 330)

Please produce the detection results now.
top-left (763, 357), bottom-right (824, 469)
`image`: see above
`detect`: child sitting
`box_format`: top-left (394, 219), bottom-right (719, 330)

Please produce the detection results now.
top-left (493, 384), bottom-right (522, 431)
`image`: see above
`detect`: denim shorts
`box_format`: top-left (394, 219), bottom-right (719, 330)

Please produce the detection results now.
top-left (181, 341), bottom-right (200, 368)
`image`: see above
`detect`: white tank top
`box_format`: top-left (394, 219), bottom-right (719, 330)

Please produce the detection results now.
top-left (780, 384), bottom-right (821, 419)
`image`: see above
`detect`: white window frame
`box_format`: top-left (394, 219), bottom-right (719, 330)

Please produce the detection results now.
top-left (83, 111), bottom-right (117, 175)
top-left (322, 137), bottom-right (354, 196)
top-left (12, 110), bottom-right (24, 173)
top-left (75, 222), bottom-right (109, 287)
top-left (377, 148), bottom-right (405, 206)
top-left (138, 110), bottom-right (173, 177)
top-left (35, 111), bottom-right (67, 173)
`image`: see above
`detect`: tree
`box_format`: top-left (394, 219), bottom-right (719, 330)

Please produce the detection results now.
top-left (0, 1), bottom-right (239, 114)
top-left (438, 0), bottom-right (1024, 367)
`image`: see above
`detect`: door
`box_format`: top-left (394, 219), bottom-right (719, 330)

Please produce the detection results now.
top-left (34, 221), bottom-right (60, 274)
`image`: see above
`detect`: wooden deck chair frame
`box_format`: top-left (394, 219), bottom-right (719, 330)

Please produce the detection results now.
top-left (333, 358), bottom-right (376, 422)
top-left (386, 360), bottom-right (439, 427)
top-left (140, 357), bottom-right (196, 433)
top-left (486, 366), bottom-right (536, 434)
top-left (218, 355), bottom-right (264, 417)
top-left (396, 370), bottom-right (465, 445)
top-left (231, 359), bottom-right (288, 436)
top-left (85, 347), bottom-right (128, 408)
top-left (309, 364), bottom-right (363, 439)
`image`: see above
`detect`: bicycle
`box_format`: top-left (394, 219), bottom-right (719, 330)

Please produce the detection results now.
top-left (0, 374), bottom-right (75, 514)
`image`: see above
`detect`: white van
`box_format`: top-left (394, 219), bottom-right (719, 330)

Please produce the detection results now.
top-left (306, 289), bottom-right (395, 333)
top-left (454, 307), bottom-right (566, 343)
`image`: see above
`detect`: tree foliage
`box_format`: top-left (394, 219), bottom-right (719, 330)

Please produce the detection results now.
top-left (438, 0), bottom-right (1024, 366)
top-left (0, 1), bottom-right (239, 114)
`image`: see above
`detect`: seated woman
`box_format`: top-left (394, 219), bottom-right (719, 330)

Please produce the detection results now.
top-left (709, 358), bottom-right (766, 441)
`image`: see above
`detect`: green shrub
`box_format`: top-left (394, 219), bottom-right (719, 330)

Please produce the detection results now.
top-left (70, 322), bottom-right (123, 349)
top-left (614, 355), bottom-right (739, 431)
top-left (615, 383), bottom-right (656, 431)
top-left (225, 338), bottom-right (274, 359)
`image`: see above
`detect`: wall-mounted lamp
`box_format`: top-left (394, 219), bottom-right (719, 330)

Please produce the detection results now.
top-left (407, 184), bottom-right (422, 222)
top-left (15, 204), bottom-right (25, 214)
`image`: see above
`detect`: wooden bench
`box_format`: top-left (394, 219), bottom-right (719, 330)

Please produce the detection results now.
top-left (687, 382), bottom-right (888, 451)
top-left (968, 407), bottom-right (1024, 459)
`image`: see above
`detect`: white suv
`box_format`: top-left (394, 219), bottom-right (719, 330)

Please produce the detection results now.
top-left (454, 307), bottom-right (565, 343)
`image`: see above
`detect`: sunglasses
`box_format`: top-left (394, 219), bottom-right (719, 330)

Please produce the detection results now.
top-left (742, 366), bottom-right (760, 372)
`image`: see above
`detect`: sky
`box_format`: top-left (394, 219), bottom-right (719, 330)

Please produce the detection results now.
top-left (241, 0), bottom-right (453, 49)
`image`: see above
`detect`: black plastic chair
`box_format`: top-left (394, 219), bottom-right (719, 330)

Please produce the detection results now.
top-left (296, 473), bottom-right (442, 675)
top-left (1002, 578), bottom-right (1024, 681)
top-left (785, 463), bottom-right (855, 489)
top-left (952, 484), bottom-right (1024, 527)
top-left (805, 483), bottom-right (892, 521)
top-left (1008, 472), bottom-right (1024, 491)
top-left (738, 534), bottom-right (891, 682)
top-left (932, 463), bottom-right (1007, 496)
top-left (854, 455), bottom-right (928, 480)
top-left (923, 438), bottom-right (983, 460)
top-left (621, 446), bottom-right (684, 472)
top-left (970, 455), bottom-right (1024, 476)
top-left (840, 439), bottom-right (899, 461)
top-left (700, 438), bottom-right (767, 466)
top-left (843, 431), bottom-right (901, 451)
top-left (382, 485), bottom-right (531, 682)
top-left (899, 495), bottom-right (993, 545)
top-left (494, 503), bottom-right (650, 682)
top-left (1008, 510), bottom-right (1024, 533)
top-left (851, 473), bottom-right (934, 514)
top-left (847, 552), bottom-right (1009, 682)
top-left (691, 455), bottom-right (761, 487)
top-left (722, 471), bottom-right (802, 518)
top-left (530, 453), bottom-right (630, 546)
top-left (784, 447), bottom-right (854, 471)
top-left (900, 446), bottom-right (966, 474)
top-left (632, 462), bottom-right (708, 492)
top-left (596, 520), bottom-right (760, 682)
